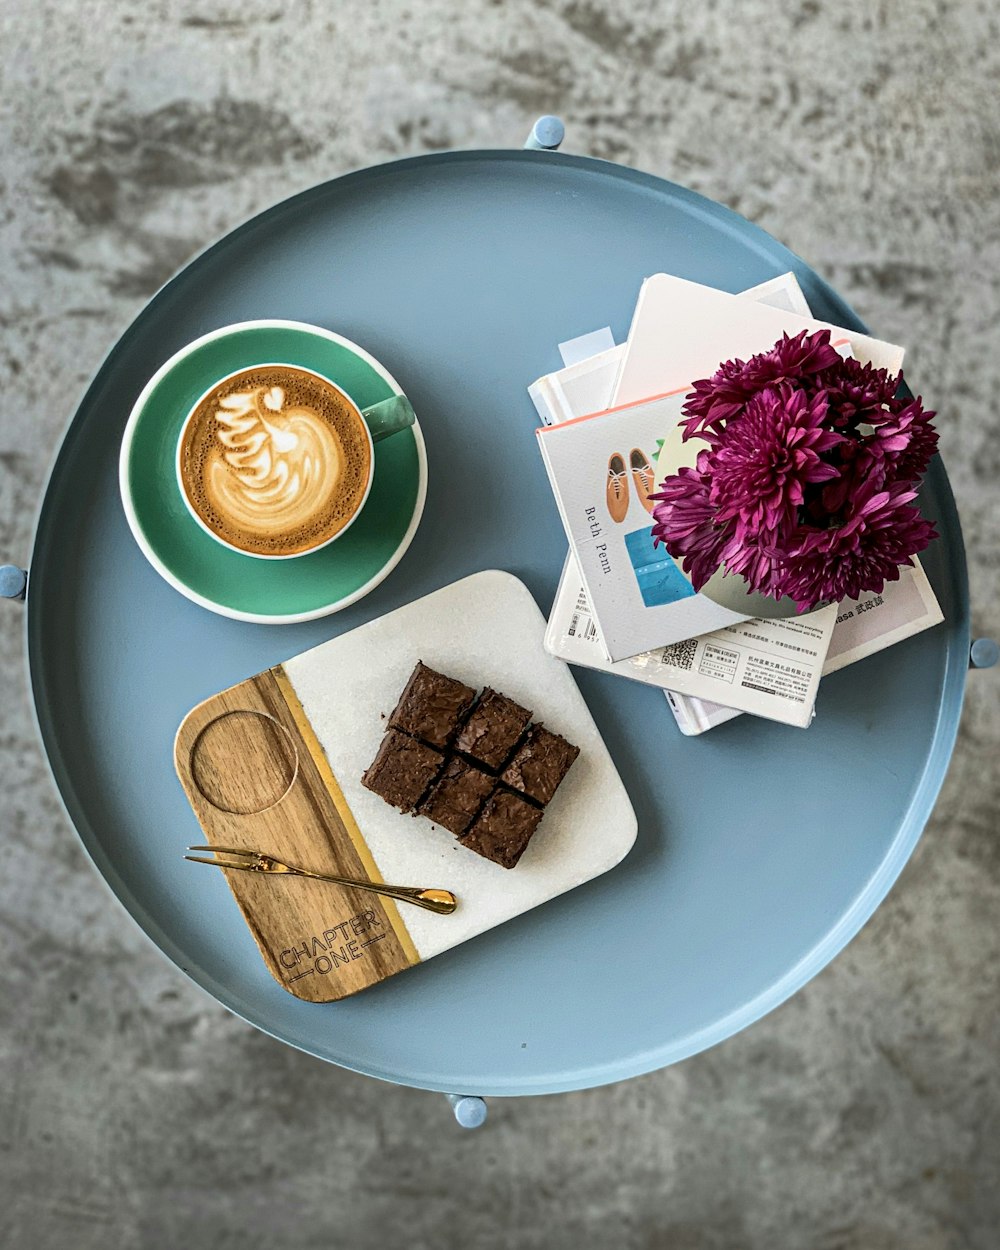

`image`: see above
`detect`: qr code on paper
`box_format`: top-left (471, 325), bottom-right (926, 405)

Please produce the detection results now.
top-left (659, 638), bottom-right (698, 671)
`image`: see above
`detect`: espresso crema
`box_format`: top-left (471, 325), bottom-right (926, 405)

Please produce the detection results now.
top-left (178, 367), bottom-right (371, 556)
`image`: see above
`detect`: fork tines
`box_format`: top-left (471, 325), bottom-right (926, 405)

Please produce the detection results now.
top-left (184, 845), bottom-right (262, 871)
top-left (187, 845), bottom-right (257, 856)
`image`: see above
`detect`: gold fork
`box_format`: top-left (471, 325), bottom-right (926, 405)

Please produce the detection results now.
top-left (185, 846), bottom-right (457, 915)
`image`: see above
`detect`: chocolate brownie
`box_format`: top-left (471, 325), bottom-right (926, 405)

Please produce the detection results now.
top-left (501, 724), bottom-right (580, 806)
top-left (361, 729), bottom-right (444, 812)
top-left (418, 757), bottom-right (495, 836)
top-left (454, 687), bottom-right (533, 771)
top-left (387, 661), bottom-right (477, 748)
top-left (460, 789), bottom-right (544, 869)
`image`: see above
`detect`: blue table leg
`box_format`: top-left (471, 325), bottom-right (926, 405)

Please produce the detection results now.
top-left (1, 564), bottom-right (27, 602)
top-left (445, 1094), bottom-right (488, 1129)
top-left (970, 638), bottom-right (999, 669)
top-left (524, 116), bottom-right (565, 151)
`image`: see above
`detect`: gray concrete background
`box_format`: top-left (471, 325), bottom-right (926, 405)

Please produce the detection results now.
top-left (1, 1), bottom-right (998, 1246)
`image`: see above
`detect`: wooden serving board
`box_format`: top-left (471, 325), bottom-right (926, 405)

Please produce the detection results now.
top-left (175, 667), bottom-right (417, 1001)
top-left (175, 571), bottom-right (637, 1002)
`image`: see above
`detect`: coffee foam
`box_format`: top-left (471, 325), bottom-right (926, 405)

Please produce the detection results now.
top-left (179, 367), bottom-right (372, 555)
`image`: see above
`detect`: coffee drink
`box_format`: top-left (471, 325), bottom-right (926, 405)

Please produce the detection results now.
top-left (178, 366), bottom-right (372, 556)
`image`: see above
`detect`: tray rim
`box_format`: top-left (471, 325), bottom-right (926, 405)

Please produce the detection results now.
top-left (22, 148), bottom-right (971, 1096)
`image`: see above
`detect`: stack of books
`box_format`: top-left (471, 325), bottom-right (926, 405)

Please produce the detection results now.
top-left (529, 273), bottom-right (943, 732)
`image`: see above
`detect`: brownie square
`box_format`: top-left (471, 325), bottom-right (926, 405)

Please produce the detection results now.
top-left (418, 757), bottom-right (495, 836)
top-left (387, 661), bottom-right (477, 749)
top-left (460, 789), bottom-right (543, 869)
top-left (454, 687), bottom-right (533, 771)
top-left (361, 729), bottom-right (444, 813)
top-left (500, 724), bottom-right (580, 806)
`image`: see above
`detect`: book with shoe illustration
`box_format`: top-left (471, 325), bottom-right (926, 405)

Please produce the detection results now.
top-left (537, 389), bottom-right (753, 658)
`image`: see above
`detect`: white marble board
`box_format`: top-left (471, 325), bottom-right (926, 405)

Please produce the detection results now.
top-left (283, 570), bottom-right (638, 962)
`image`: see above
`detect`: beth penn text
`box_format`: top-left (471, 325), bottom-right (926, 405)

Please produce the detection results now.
top-left (585, 507), bottom-right (611, 575)
top-left (281, 909), bottom-right (386, 983)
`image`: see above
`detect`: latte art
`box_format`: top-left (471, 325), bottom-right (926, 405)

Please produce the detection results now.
top-left (179, 367), bottom-right (372, 556)
top-left (209, 386), bottom-right (343, 538)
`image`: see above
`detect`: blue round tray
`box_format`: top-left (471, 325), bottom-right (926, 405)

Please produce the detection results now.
top-left (25, 150), bottom-right (969, 1096)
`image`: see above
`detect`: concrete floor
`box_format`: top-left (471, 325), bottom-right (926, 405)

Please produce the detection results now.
top-left (1, 1), bottom-right (999, 1246)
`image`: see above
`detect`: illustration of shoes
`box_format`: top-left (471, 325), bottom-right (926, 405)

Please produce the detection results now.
top-left (606, 453), bottom-right (629, 523)
top-left (630, 448), bottom-right (657, 514)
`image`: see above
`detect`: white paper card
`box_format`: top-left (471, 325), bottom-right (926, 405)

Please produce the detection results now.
top-left (558, 327), bottom-right (616, 368)
top-left (613, 272), bottom-right (903, 406)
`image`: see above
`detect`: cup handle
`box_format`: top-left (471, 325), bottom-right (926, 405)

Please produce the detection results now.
top-left (361, 394), bottom-right (415, 443)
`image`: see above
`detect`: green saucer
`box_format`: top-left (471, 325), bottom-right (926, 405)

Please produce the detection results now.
top-left (119, 321), bottom-right (426, 622)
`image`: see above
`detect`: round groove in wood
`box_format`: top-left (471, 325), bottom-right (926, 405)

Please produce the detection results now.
top-left (190, 710), bottom-right (299, 814)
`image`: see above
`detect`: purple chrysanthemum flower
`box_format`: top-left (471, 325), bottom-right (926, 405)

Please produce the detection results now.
top-left (706, 384), bottom-right (842, 540)
top-left (649, 455), bottom-right (729, 591)
top-left (818, 393), bottom-right (937, 512)
top-left (679, 357), bottom-right (751, 443)
top-left (818, 437), bottom-right (885, 515)
top-left (717, 528), bottom-right (784, 598)
top-left (776, 481), bottom-right (938, 609)
top-left (866, 395), bottom-right (939, 483)
top-left (652, 331), bottom-right (939, 608)
top-left (680, 329), bottom-right (841, 443)
top-left (816, 356), bottom-right (901, 428)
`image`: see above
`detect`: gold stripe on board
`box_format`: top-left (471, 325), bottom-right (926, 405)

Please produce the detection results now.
top-left (270, 664), bottom-right (420, 967)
